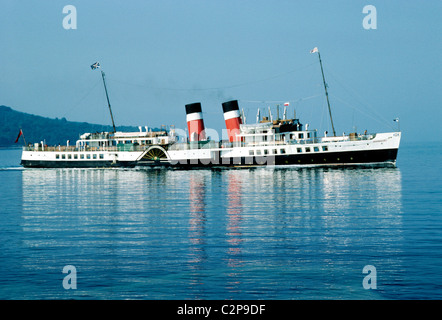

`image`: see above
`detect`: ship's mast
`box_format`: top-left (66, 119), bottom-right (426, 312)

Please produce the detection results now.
top-left (91, 62), bottom-right (116, 133)
top-left (311, 48), bottom-right (336, 137)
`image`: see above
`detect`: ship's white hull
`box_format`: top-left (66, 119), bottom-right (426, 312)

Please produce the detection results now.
top-left (21, 132), bottom-right (401, 169)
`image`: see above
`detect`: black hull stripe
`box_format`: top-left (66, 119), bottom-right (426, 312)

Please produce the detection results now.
top-left (161, 148), bottom-right (398, 168)
top-left (21, 149), bottom-right (398, 169)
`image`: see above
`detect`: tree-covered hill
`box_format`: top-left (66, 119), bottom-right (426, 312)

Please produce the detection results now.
top-left (0, 105), bottom-right (139, 147)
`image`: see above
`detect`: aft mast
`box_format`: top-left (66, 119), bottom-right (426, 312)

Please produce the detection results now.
top-left (310, 47), bottom-right (336, 137)
top-left (91, 62), bottom-right (117, 133)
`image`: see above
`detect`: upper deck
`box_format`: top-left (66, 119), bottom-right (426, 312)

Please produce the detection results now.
top-left (23, 127), bottom-right (177, 152)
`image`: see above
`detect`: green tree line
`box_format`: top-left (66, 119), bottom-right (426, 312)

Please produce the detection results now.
top-left (0, 105), bottom-right (139, 147)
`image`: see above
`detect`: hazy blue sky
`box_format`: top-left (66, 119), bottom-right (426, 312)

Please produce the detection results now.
top-left (0, 0), bottom-right (441, 142)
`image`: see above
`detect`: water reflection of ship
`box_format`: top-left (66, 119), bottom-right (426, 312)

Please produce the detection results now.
top-left (19, 166), bottom-right (404, 298)
top-left (320, 167), bottom-right (404, 295)
top-left (321, 167), bottom-right (402, 217)
top-left (188, 171), bottom-right (208, 268)
top-left (224, 170), bottom-right (246, 295)
top-left (320, 167), bottom-right (403, 250)
top-left (186, 169), bottom-right (246, 295)
top-left (226, 171), bottom-right (243, 265)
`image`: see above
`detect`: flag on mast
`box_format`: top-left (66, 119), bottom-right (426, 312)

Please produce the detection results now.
top-left (310, 47), bottom-right (318, 53)
top-left (91, 62), bottom-right (100, 70)
top-left (15, 129), bottom-right (23, 143)
top-left (284, 102), bottom-right (290, 107)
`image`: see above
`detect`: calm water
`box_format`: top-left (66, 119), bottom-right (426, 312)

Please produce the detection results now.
top-left (0, 142), bottom-right (441, 300)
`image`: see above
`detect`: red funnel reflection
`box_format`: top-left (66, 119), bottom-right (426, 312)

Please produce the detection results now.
top-left (226, 171), bottom-right (243, 267)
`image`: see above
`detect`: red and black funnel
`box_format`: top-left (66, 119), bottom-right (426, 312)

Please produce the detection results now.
top-left (185, 102), bottom-right (206, 142)
top-left (222, 100), bottom-right (242, 142)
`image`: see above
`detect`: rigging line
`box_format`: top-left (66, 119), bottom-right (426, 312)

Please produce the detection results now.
top-left (107, 62), bottom-right (318, 92)
top-left (60, 79), bottom-right (101, 119)
top-left (330, 93), bottom-right (395, 130)
top-left (323, 66), bottom-right (392, 125)
top-left (206, 61), bottom-right (318, 90)
top-left (171, 93), bottom-right (323, 116)
top-left (240, 94), bottom-right (323, 105)
top-left (334, 92), bottom-right (394, 129)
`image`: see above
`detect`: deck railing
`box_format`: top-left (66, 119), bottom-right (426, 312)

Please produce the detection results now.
top-left (23, 145), bottom-right (153, 152)
top-left (23, 134), bottom-right (375, 152)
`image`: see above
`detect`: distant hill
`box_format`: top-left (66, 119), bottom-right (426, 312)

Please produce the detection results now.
top-left (0, 105), bottom-right (140, 147)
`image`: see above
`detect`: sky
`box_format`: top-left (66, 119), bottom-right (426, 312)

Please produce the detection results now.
top-left (0, 0), bottom-right (441, 142)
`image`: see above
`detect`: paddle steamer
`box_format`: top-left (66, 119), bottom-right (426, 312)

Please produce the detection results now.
top-left (20, 49), bottom-right (401, 168)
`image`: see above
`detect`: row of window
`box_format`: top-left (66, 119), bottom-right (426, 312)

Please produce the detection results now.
top-left (55, 153), bottom-right (104, 160)
top-left (248, 145), bottom-right (328, 156)
top-left (249, 149), bottom-right (279, 156)
top-left (298, 146), bottom-right (329, 153)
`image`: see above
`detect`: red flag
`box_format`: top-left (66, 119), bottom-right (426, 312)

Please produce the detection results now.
top-left (15, 129), bottom-right (23, 143)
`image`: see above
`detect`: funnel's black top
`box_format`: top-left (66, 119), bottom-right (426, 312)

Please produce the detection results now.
top-left (185, 102), bottom-right (202, 114)
top-left (222, 100), bottom-right (239, 113)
